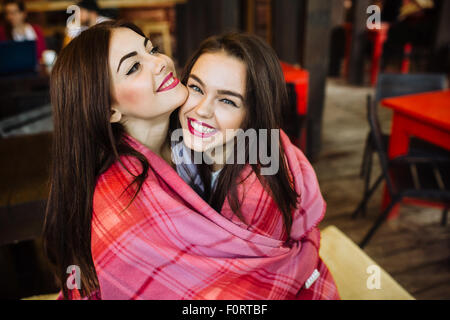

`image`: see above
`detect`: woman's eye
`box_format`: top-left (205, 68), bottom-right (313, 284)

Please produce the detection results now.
top-left (149, 46), bottom-right (160, 55)
top-left (126, 62), bottom-right (140, 75)
top-left (220, 98), bottom-right (237, 107)
top-left (188, 84), bottom-right (203, 94)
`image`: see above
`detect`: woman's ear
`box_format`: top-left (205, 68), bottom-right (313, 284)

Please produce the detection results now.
top-left (110, 108), bottom-right (122, 123)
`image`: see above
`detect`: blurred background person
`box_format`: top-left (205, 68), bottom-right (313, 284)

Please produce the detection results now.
top-left (381, 0), bottom-right (436, 71)
top-left (64, 0), bottom-right (110, 46)
top-left (0, 0), bottom-right (46, 62)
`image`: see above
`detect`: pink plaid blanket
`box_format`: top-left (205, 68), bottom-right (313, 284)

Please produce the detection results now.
top-left (69, 130), bottom-right (339, 299)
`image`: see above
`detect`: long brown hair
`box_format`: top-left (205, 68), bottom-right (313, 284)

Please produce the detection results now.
top-left (171, 32), bottom-right (299, 236)
top-left (43, 21), bottom-right (150, 299)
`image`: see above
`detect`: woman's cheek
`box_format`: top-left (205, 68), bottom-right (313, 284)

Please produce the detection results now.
top-left (218, 108), bottom-right (246, 133)
top-left (180, 93), bottom-right (198, 115)
top-left (116, 86), bottom-right (140, 107)
top-left (215, 107), bottom-right (235, 130)
top-left (116, 77), bottom-right (154, 110)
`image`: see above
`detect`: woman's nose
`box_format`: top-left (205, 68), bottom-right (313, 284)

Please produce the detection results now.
top-left (195, 98), bottom-right (214, 119)
top-left (149, 55), bottom-right (166, 75)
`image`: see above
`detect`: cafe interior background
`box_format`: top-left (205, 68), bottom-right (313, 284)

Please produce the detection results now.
top-left (0, 0), bottom-right (449, 300)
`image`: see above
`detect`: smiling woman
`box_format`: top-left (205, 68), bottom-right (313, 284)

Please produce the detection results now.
top-left (165, 32), bottom-right (339, 300)
top-left (108, 26), bottom-right (187, 157)
top-left (171, 33), bottom-right (301, 235)
top-left (180, 52), bottom-right (247, 158)
top-left (43, 20), bottom-right (187, 299)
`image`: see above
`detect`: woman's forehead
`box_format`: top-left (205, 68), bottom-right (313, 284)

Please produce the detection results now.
top-left (192, 52), bottom-right (246, 94)
top-left (109, 28), bottom-right (148, 57)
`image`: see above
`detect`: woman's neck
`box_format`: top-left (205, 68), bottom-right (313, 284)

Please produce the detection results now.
top-left (206, 141), bottom-right (235, 172)
top-left (211, 163), bottom-right (223, 172)
top-left (13, 22), bottom-right (27, 33)
top-left (123, 113), bottom-right (172, 163)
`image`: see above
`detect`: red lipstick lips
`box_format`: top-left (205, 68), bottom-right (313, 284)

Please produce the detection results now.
top-left (187, 117), bottom-right (217, 138)
top-left (157, 72), bottom-right (179, 92)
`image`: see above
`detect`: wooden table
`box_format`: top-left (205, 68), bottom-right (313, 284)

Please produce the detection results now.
top-left (0, 67), bottom-right (50, 120)
top-left (381, 90), bottom-right (450, 218)
top-left (383, 90), bottom-right (450, 157)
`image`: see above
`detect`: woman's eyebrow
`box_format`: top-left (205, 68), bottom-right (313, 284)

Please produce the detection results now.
top-left (117, 51), bottom-right (137, 72)
top-left (190, 74), bottom-right (243, 101)
top-left (189, 74), bottom-right (205, 86)
top-left (217, 89), bottom-right (244, 101)
top-left (116, 38), bottom-right (149, 73)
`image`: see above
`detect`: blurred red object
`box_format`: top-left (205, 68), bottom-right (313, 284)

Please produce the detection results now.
top-left (367, 22), bottom-right (390, 86)
top-left (401, 43), bottom-right (412, 74)
top-left (280, 61), bottom-right (309, 115)
top-left (381, 89), bottom-right (450, 219)
top-left (280, 61), bottom-right (309, 152)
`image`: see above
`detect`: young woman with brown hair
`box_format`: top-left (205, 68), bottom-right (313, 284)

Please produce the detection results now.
top-left (0, 0), bottom-right (46, 61)
top-left (167, 32), bottom-right (340, 299)
top-left (43, 20), bottom-right (187, 299)
top-left (172, 32), bottom-right (299, 238)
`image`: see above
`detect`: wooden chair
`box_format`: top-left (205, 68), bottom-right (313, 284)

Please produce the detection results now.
top-left (355, 98), bottom-right (450, 248)
top-left (355, 73), bottom-right (450, 219)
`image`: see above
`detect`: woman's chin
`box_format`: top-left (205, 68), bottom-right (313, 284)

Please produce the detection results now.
top-left (161, 96), bottom-right (188, 116)
top-left (174, 83), bottom-right (189, 105)
top-left (182, 139), bottom-right (207, 153)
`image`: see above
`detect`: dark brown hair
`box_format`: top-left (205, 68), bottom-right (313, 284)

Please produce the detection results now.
top-left (171, 32), bottom-right (299, 236)
top-left (2, 0), bottom-right (26, 40)
top-left (43, 20), bottom-right (149, 299)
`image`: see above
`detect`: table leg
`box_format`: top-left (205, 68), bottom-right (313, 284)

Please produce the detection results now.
top-left (382, 185), bottom-right (400, 219)
top-left (388, 113), bottom-right (410, 158)
top-left (383, 113), bottom-right (411, 219)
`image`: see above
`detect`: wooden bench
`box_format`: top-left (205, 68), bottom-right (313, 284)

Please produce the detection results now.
top-left (319, 225), bottom-right (414, 300)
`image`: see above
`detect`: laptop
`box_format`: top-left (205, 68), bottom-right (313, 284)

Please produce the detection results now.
top-left (0, 40), bottom-right (37, 75)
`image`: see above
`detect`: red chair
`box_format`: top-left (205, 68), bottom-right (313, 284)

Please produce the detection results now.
top-left (280, 62), bottom-right (309, 153)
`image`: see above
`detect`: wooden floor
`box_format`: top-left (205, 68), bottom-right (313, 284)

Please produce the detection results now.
top-left (316, 78), bottom-right (450, 300)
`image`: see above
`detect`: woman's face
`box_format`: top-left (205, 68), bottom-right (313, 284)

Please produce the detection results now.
top-left (108, 28), bottom-right (187, 123)
top-left (179, 52), bottom-right (247, 154)
top-left (5, 3), bottom-right (26, 27)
